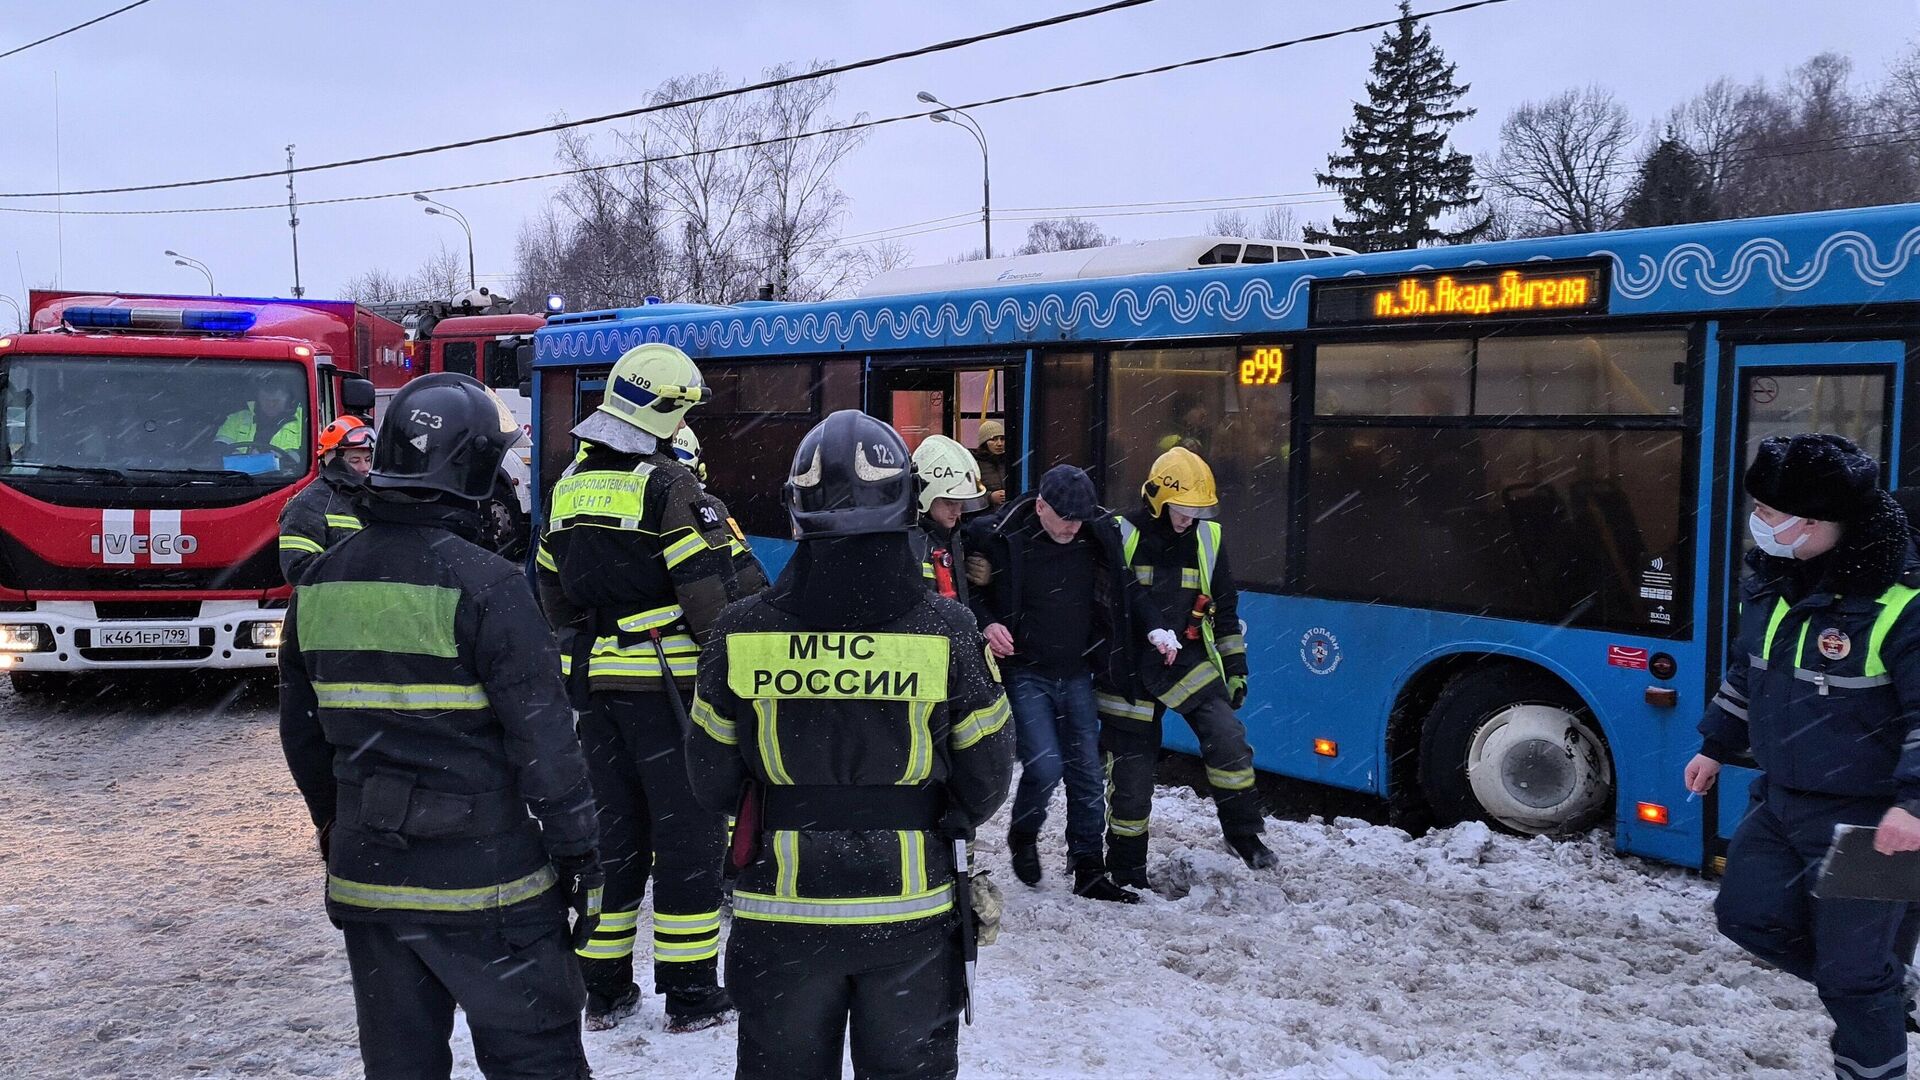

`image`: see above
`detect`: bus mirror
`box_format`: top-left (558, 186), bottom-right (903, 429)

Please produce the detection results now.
top-left (513, 340), bottom-right (534, 397)
top-left (342, 377), bottom-right (376, 414)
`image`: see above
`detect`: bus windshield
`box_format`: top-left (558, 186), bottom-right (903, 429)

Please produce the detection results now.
top-left (0, 354), bottom-right (311, 484)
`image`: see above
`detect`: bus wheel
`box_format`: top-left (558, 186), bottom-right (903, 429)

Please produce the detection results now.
top-left (1417, 666), bottom-right (1612, 836)
top-left (8, 671), bottom-right (76, 698)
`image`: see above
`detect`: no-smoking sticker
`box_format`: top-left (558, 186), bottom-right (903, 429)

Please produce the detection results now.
top-left (1751, 377), bottom-right (1779, 405)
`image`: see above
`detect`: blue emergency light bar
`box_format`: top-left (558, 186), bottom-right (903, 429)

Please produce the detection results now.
top-left (61, 306), bottom-right (257, 334)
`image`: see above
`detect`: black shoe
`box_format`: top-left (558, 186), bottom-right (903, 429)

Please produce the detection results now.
top-left (665, 986), bottom-right (735, 1034)
top-left (1009, 830), bottom-right (1042, 887)
top-left (584, 985), bottom-right (641, 1032)
top-left (1227, 834), bottom-right (1277, 870)
top-left (1073, 867), bottom-right (1140, 904)
top-left (1108, 865), bottom-right (1150, 891)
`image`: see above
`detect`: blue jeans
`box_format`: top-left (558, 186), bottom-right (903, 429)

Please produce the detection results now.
top-left (1006, 668), bottom-right (1106, 857)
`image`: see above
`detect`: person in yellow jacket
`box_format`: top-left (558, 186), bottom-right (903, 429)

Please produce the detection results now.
top-left (217, 379), bottom-right (306, 455)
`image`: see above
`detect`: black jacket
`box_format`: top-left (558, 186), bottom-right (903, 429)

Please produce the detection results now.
top-left (279, 494), bottom-right (599, 926)
top-left (536, 442), bottom-right (767, 696)
top-left (277, 464), bottom-right (364, 585)
top-left (971, 495), bottom-right (1163, 694)
top-left (909, 515), bottom-right (988, 624)
top-left (1700, 490), bottom-right (1920, 804)
top-left (686, 535), bottom-right (1013, 941)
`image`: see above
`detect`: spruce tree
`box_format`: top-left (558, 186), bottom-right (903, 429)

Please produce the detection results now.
top-left (1619, 133), bottom-right (1717, 229)
top-left (1307, 0), bottom-right (1488, 251)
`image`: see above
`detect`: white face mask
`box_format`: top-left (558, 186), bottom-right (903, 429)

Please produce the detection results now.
top-left (1749, 512), bottom-right (1810, 558)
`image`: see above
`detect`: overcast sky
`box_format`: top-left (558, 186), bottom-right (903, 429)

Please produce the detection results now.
top-left (0, 0), bottom-right (1915, 312)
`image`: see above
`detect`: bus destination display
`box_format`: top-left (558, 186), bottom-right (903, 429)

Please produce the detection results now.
top-left (1310, 263), bottom-right (1608, 326)
top-left (1237, 345), bottom-right (1286, 387)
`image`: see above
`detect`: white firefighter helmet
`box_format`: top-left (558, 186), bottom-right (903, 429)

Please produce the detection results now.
top-left (594, 344), bottom-right (711, 438)
top-left (912, 434), bottom-right (990, 516)
top-left (671, 424), bottom-right (706, 482)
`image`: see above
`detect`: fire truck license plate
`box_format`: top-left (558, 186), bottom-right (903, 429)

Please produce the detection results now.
top-left (96, 627), bottom-right (192, 647)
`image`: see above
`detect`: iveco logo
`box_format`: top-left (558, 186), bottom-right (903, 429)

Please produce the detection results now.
top-left (89, 510), bottom-right (198, 565)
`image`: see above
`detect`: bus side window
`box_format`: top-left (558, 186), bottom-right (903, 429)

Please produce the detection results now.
top-left (443, 341), bottom-right (478, 379)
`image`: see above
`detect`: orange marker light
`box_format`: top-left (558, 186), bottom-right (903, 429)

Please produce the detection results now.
top-left (294, 345), bottom-right (312, 358)
top-left (1636, 802), bottom-right (1670, 826)
top-left (1313, 738), bottom-right (1338, 758)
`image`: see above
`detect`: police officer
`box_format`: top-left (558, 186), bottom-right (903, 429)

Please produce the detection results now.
top-left (686, 409), bottom-right (1014, 1080)
top-left (910, 434), bottom-right (991, 605)
top-left (1686, 433), bottom-right (1920, 1080)
top-left (536, 344), bottom-right (766, 1033)
top-left (278, 373), bottom-right (602, 1080)
top-left (1098, 447), bottom-right (1273, 884)
top-left (278, 414), bottom-right (375, 584)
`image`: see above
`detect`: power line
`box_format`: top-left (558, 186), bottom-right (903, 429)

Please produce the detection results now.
top-left (0, 0), bottom-right (158, 62)
top-left (0, 0), bottom-right (1518, 218)
top-left (0, 0), bottom-right (1161, 199)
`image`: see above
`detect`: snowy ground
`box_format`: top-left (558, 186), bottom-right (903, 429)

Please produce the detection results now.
top-left (0, 676), bottom-right (1868, 1078)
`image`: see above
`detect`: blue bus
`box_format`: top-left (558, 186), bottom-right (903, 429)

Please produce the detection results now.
top-left (529, 202), bottom-right (1920, 870)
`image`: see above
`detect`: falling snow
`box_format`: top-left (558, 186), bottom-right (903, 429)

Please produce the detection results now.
top-left (0, 679), bottom-right (1871, 1078)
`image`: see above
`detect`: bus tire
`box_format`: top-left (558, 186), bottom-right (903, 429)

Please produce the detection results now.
top-left (1417, 665), bottom-right (1612, 836)
top-left (8, 671), bottom-right (76, 698)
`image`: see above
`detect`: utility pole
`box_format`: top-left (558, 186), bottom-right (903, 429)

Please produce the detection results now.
top-left (286, 144), bottom-right (304, 298)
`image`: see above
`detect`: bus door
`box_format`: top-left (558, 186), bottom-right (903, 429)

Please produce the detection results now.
top-left (868, 356), bottom-right (1025, 497)
top-left (1712, 339), bottom-right (1904, 862)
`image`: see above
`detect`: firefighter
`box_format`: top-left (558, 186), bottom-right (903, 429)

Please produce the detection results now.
top-left (277, 414), bottom-right (375, 584)
top-left (535, 343), bottom-right (766, 1033)
top-left (1685, 433), bottom-right (1920, 1080)
top-left (216, 378), bottom-right (305, 454)
top-left (1098, 446), bottom-right (1273, 884)
top-left (687, 409), bottom-right (1014, 1080)
top-left (910, 434), bottom-right (990, 606)
top-left (672, 422), bottom-right (770, 592)
top-left (671, 424), bottom-right (707, 484)
top-left (278, 373), bottom-right (602, 1080)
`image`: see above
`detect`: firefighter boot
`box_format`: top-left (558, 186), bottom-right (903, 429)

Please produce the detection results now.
top-left (1071, 854), bottom-right (1140, 904)
top-left (1107, 831), bottom-right (1149, 890)
top-left (665, 986), bottom-right (736, 1034)
top-left (584, 985), bottom-right (641, 1032)
top-left (1227, 833), bottom-right (1277, 870)
top-left (1009, 830), bottom-right (1042, 887)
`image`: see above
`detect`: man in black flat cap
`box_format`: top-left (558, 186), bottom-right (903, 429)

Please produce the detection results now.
top-left (970, 464), bottom-right (1175, 902)
top-left (1685, 432), bottom-right (1920, 1080)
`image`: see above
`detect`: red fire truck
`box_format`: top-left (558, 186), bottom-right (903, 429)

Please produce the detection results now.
top-left (0, 292), bottom-right (402, 692)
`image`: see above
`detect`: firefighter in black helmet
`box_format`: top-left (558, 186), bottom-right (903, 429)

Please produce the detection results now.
top-left (687, 409), bottom-right (1014, 1080)
top-left (278, 373), bottom-right (602, 1080)
top-left (536, 344), bottom-right (767, 1033)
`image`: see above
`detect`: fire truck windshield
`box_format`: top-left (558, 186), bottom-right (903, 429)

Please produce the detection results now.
top-left (0, 355), bottom-right (311, 485)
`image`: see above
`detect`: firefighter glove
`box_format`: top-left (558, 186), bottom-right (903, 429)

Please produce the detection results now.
top-left (966, 553), bottom-right (993, 588)
top-left (970, 870), bottom-right (1004, 946)
top-left (555, 851), bottom-right (605, 952)
top-left (1227, 675), bottom-right (1248, 710)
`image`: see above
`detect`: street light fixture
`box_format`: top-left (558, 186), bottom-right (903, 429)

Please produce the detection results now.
top-left (414, 193), bottom-right (476, 292)
top-left (918, 90), bottom-right (991, 258)
top-left (163, 249), bottom-right (215, 294)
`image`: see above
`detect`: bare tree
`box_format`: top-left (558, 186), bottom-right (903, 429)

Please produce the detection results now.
top-left (410, 243), bottom-right (468, 303)
top-left (1016, 217), bottom-right (1115, 254)
top-left (750, 64), bottom-right (869, 300)
top-left (1205, 210), bottom-right (1251, 236)
top-left (627, 71), bottom-right (768, 305)
top-left (1257, 205), bottom-right (1303, 241)
top-left (339, 267), bottom-right (411, 305)
top-left (1667, 77), bottom-right (1749, 192)
top-left (1486, 85), bottom-right (1636, 236)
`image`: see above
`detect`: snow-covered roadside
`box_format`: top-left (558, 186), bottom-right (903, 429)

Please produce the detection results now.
top-left (0, 685), bottom-right (1848, 1078)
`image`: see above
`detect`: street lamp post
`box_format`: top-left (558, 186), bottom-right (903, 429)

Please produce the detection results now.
top-left (163, 249), bottom-right (215, 294)
top-left (414, 194), bottom-right (476, 291)
top-left (917, 91), bottom-right (991, 259)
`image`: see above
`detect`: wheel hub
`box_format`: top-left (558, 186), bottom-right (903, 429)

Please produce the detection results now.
top-left (1465, 703), bottom-right (1611, 835)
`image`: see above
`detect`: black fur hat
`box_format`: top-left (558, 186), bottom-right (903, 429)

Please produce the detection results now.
top-left (1744, 433), bottom-right (1881, 523)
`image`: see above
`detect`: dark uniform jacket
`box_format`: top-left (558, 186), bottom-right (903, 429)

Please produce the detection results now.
top-left (1111, 506), bottom-right (1249, 711)
top-left (277, 465), bottom-right (364, 585)
top-left (971, 495), bottom-right (1162, 695)
top-left (536, 442), bottom-right (767, 697)
top-left (1700, 491), bottom-right (1920, 805)
top-left (279, 495), bottom-right (599, 926)
top-left (686, 537), bottom-right (1014, 943)
top-left (909, 516), bottom-right (985, 621)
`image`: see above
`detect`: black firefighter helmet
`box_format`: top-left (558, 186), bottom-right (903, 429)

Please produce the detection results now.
top-left (785, 409), bottom-right (918, 538)
top-left (370, 373), bottom-right (521, 501)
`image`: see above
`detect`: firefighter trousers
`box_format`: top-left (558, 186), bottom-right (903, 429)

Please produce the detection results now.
top-left (1715, 781), bottom-right (1909, 1080)
top-left (726, 921), bottom-right (962, 1080)
top-left (1101, 692), bottom-right (1263, 877)
top-left (341, 918), bottom-right (589, 1080)
top-left (577, 689), bottom-right (728, 1002)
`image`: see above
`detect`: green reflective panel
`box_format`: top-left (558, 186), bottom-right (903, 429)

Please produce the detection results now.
top-left (296, 581), bottom-right (461, 658)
